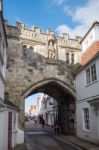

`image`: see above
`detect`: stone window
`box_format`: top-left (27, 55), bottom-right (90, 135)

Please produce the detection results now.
top-left (66, 52), bottom-right (69, 64)
top-left (23, 45), bottom-right (34, 59)
top-left (86, 63), bottom-right (97, 85)
top-left (23, 45), bottom-right (28, 58)
top-left (83, 108), bottom-right (90, 130)
top-left (71, 53), bottom-right (74, 64)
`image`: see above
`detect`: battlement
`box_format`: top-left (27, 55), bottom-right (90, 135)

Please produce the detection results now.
top-left (5, 21), bottom-right (81, 49)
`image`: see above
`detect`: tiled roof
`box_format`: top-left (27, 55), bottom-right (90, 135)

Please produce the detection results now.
top-left (81, 41), bottom-right (99, 65)
top-left (76, 52), bottom-right (99, 75)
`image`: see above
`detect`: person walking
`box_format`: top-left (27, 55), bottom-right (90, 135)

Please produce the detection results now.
top-left (54, 119), bottom-right (60, 135)
top-left (42, 118), bottom-right (45, 128)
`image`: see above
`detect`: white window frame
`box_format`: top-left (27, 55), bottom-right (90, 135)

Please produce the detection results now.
top-left (86, 63), bottom-right (97, 85)
top-left (83, 108), bottom-right (90, 131)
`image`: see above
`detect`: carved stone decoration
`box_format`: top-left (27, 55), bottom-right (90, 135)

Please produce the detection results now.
top-left (48, 40), bottom-right (57, 62)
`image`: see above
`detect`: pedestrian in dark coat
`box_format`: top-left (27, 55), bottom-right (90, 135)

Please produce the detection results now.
top-left (54, 119), bottom-right (60, 135)
top-left (42, 118), bottom-right (45, 128)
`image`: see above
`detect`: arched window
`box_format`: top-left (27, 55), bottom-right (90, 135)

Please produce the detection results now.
top-left (71, 53), bottom-right (74, 64)
top-left (23, 45), bottom-right (28, 58)
top-left (66, 52), bottom-right (69, 64)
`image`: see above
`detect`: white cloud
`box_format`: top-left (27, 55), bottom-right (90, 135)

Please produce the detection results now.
top-left (56, 0), bottom-right (99, 37)
top-left (63, 5), bottom-right (72, 16)
top-left (56, 25), bottom-right (71, 35)
top-left (72, 0), bottom-right (99, 26)
top-left (56, 24), bottom-right (88, 37)
top-left (53, 0), bottom-right (65, 5)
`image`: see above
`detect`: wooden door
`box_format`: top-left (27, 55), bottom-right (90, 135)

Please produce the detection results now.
top-left (8, 112), bottom-right (12, 150)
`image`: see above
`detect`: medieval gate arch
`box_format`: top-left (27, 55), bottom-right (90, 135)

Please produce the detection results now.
top-left (5, 21), bottom-right (81, 135)
top-left (22, 77), bottom-right (76, 135)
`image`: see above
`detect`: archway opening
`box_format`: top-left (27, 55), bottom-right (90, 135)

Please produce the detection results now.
top-left (23, 79), bottom-right (75, 135)
top-left (25, 93), bottom-right (58, 130)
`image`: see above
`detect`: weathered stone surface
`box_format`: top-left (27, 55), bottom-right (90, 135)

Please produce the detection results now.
top-left (5, 22), bottom-right (81, 132)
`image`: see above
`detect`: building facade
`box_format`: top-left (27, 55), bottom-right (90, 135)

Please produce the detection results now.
top-left (75, 22), bottom-right (99, 143)
top-left (43, 95), bottom-right (58, 127)
top-left (0, 1), bottom-right (22, 149)
top-left (0, 1), bottom-right (9, 149)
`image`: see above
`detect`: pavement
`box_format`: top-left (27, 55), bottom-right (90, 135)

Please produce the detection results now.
top-left (43, 126), bottom-right (99, 150)
top-left (60, 135), bottom-right (99, 150)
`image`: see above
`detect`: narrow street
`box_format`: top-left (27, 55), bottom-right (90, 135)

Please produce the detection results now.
top-left (25, 122), bottom-right (82, 150)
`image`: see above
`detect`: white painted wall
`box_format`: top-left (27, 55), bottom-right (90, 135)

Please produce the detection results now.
top-left (0, 111), bottom-right (8, 150)
top-left (0, 11), bottom-right (8, 150)
top-left (76, 56), bottom-right (99, 143)
top-left (97, 105), bottom-right (99, 140)
top-left (82, 24), bottom-right (99, 53)
top-left (76, 58), bottom-right (99, 101)
top-left (0, 14), bottom-right (7, 101)
top-left (12, 112), bottom-right (18, 148)
top-left (0, 78), bottom-right (4, 100)
top-left (82, 28), bottom-right (95, 52)
top-left (76, 101), bottom-right (99, 143)
top-left (15, 112), bottom-right (24, 145)
top-left (16, 129), bottom-right (24, 144)
top-left (95, 25), bottom-right (99, 40)
top-left (0, 109), bottom-right (21, 150)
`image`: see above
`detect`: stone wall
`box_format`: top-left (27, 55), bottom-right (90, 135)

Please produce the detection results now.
top-left (5, 22), bottom-right (81, 129)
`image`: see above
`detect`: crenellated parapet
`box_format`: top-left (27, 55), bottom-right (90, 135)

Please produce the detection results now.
top-left (57, 34), bottom-right (81, 49)
top-left (5, 21), bottom-right (81, 49)
top-left (5, 21), bottom-right (82, 64)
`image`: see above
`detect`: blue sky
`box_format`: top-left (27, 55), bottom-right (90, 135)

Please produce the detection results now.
top-left (25, 93), bottom-right (42, 113)
top-left (3, 0), bottom-right (99, 37)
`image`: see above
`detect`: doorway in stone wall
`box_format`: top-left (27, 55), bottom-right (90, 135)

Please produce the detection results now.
top-left (8, 112), bottom-right (12, 150)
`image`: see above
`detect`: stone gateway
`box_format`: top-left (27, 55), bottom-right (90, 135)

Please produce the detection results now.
top-left (5, 21), bottom-right (81, 135)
